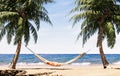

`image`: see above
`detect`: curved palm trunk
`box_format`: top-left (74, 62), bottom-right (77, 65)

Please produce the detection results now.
top-left (98, 26), bottom-right (109, 69)
top-left (9, 39), bottom-right (22, 69)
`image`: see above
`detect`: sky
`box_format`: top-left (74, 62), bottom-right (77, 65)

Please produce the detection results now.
top-left (0, 0), bottom-right (120, 54)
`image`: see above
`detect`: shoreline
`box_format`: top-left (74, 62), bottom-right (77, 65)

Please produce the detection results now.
top-left (0, 64), bottom-right (120, 76)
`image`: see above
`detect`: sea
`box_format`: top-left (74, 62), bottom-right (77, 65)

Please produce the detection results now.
top-left (0, 54), bottom-right (120, 66)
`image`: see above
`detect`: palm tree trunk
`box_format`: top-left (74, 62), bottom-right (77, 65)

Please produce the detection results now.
top-left (9, 39), bottom-right (22, 69)
top-left (98, 26), bottom-right (109, 69)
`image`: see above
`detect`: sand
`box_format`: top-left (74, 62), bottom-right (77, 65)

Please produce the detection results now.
top-left (0, 64), bottom-right (120, 76)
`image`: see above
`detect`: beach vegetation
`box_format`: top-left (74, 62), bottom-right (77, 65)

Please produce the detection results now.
top-left (70, 0), bottom-right (120, 69)
top-left (0, 0), bottom-right (53, 69)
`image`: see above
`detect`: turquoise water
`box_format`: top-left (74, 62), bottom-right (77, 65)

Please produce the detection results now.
top-left (0, 54), bottom-right (120, 65)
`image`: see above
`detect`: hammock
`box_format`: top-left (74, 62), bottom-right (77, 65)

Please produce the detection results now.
top-left (25, 46), bottom-right (90, 66)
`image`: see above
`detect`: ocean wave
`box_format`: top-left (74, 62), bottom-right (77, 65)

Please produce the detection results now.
top-left (113, 61), bottom-right (120, 65)
top-left (1, 54), bottom-right (120, 66)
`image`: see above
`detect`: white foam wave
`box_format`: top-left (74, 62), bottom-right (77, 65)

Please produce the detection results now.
top-left (28, 62), bottom-right (44, 65)
top-left (17, 62), bottom-right (45, 66)
top-left (17, 62), bottom-right (28, 65)
top-left (16, 62), bottom-right (91, 66)
top-left (113, 61), bottom-right (120, 65)
top-left (71, 62), bottom-right (91, 65)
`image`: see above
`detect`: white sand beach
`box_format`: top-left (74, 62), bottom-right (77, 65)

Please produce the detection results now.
top-left (0, 64), bottom-right (120, 76)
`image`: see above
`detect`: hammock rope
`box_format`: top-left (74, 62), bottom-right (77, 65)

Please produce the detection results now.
top-left (25, 46), bottom-right (90, 66)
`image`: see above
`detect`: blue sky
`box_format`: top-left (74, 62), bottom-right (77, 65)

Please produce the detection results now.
top-left (0, 0), bottom-right (120, 54)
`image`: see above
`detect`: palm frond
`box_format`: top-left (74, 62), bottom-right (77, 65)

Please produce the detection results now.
top-left (71, 0), bottom-right (120, 48)
top-left (0, 12), bottom-right (18, 22)
top-left (23, 21), bottom-right (30, 45)
top-left (0, 27), bottom-right (6, 41)
top-left (104, 22), bottom-right (116, 48)
top-left (5, 22), bottom-right (15, 44)
top-left (28, 22), bottom-right (38, 43)
top-left (0, 0), bottom-right (53, 45)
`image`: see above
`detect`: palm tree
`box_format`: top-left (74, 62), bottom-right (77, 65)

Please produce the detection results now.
top-left (70, 0), bottom-right (120, 68)
top-left (0, 0), bottom-right (53, 69)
